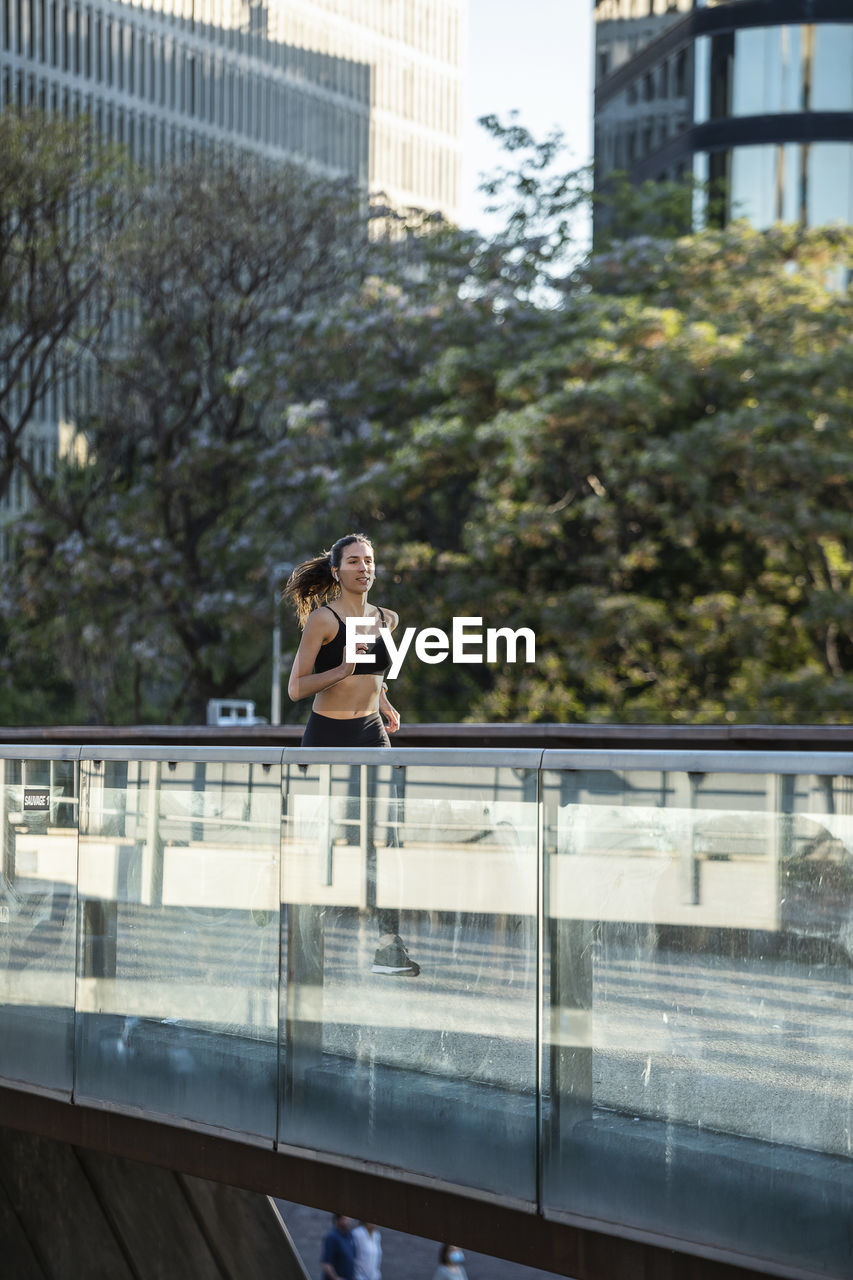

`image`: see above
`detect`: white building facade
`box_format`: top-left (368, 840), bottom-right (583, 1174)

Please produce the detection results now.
top-left (1, 0), bottom-right (465, 216)
top-left (0, 0), bottom-right (466, 543)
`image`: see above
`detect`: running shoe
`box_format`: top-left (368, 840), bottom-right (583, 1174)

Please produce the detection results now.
top-left (371, 935), bottom-right (421, 976)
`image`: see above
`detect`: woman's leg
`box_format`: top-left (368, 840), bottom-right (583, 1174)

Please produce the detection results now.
top-left (299, 712), bottom-right (418, 974)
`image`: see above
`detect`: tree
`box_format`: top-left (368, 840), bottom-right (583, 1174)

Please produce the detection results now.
top-left (10, 157), bottom-right (370, 722)
top-left (0, 108), bottom-right (130, 512)
top-left (392, 222), bottom-right (853, 724)
top-left (6, 118), bottom-right (852, 727)
top-left (277, 202), bottom-right (853, 726)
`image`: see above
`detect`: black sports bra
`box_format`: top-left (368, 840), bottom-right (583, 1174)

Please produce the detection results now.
top-left (313, 605), bottom-right (392, 676)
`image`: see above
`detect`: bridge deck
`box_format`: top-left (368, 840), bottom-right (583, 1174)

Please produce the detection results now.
top-left (1, 745), bottom-right (851, 1280)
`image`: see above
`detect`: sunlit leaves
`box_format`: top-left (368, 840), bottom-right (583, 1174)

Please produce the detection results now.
top-left (3, 112), bottom-right (852, 726)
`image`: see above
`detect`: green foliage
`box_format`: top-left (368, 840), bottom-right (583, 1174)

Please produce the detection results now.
top-left (320, 217), bottom-right (853, 726)
top-left (2, 114), bottom-right (852, 726)
top-left (0, 108), bottom-right (132, 508)
top-left (591, 169), bottom-right (697, 246)
top-left (7, 155), bottom-right (368, 722)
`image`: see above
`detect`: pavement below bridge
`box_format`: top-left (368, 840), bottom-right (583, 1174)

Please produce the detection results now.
top-left (277, 1200), bottom-right (573, 1280)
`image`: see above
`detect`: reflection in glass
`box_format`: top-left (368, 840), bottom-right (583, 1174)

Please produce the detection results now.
top-left (0, 757), bottom-right (78, 1093)
top-left (693, 35), bottom-right (710, 124)
top-left (780, 140), bottom-right (802, 224)
top-left (0, 744), bottom-right (850, 1276)
top-left (730, 143), bottom-right (777, 226)
top-left (74, 758), bottom-right (281, 1138)
top-left (729, 140), bottom-right (853, 228)
top-left (280, 760), bottom-right (539, 1197)
top-left (731, 26), bottom-right (803, 117)
top-left (731, 28), bottom-right (767, 117)
top-left (727, 23), bottom-right (853, 119)
top-left (808, 143), bottom-right (853, 225)
top-left (541, 768), bottom-right (853, 1277)
top-left (812, 25), bottom-right (853, 111)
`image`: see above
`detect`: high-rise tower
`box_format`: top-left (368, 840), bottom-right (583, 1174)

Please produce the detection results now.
top-left (1, 0), bottom-right (465, 219)
top-left (593, 0), bottom-right (853, 231)
top-left (0, 1), bottom-right (466, 541)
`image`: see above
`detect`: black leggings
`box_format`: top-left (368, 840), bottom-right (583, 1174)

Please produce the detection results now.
top-left (301, 710), bottom-right (390, 748)
top-left (300, 710), bottom-right (397, 935)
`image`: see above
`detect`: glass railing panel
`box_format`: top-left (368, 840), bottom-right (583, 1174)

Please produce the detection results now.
top-left (0, 751), bottom-right (79, 1095)
top-left (74, 751), bottom-right (282, 1138)
top-left (541, 757), bottom-right (853, 1278)
top-left (280, 749), bottom-right (541, 1198)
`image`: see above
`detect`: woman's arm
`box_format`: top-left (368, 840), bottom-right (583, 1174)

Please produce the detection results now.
top-left (376, 609), bottom-right (400, 730)
top-left (287, 610), bottom-right (361, 702)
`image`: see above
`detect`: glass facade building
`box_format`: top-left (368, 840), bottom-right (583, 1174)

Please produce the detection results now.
top-left (593, 0), bottom-right (853, 233)
top-left (593, 0), bottom-right (694, 183)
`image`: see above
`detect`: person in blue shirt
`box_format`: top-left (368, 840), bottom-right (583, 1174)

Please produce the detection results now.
top-left (322, 1214), bottom-right (356, 1280)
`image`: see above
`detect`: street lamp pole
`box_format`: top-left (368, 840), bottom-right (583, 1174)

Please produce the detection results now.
top-left (270, 563), bottom-right (292, 726)
top-left (271, 592), bottom-right (282, 726)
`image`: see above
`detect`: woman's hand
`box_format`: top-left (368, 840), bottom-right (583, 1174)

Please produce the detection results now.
top-left (379, 685), bottom-right (400, 733)
top-left (288, 612), bottom-right (368, 701)
top-left (338, 640), bottom-right (370, 681)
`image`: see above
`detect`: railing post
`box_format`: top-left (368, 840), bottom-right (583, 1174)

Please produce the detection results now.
top-left (281, 763), bottom-right (326, 1121)
top-left (541, 770), bottom-right (593, 1196)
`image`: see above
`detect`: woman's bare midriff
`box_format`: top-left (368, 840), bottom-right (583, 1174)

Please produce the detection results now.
top-left (313, 672), bottom-right (384, 719)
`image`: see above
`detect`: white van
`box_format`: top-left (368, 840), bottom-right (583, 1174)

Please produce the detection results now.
top-left (206, 699), bottom-right (268, 726)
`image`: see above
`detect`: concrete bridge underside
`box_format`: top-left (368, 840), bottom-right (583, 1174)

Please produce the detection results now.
top-left (0, 1085), bottom-right (788, 1280)
top-left (0, 1120), bottom-right (307, 1280)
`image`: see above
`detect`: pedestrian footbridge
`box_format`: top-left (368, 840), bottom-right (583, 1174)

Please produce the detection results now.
top-left (1, 745), bottom-right (851, 1279)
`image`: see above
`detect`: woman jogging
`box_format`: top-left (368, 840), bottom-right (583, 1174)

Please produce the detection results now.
top-left (285, 533), bottom-right (418, 975)
top-left (285, 533), bottom-right (399, 745)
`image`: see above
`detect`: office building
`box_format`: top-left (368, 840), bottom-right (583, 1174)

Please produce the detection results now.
top-left (593, 0), bottom-right (853, 230)
top-left (273, 1), bottom-right (464, 221)
top-left (0, 0), bottom-right (466, 542)
top-left (1, 0), bottom-right (464, 216)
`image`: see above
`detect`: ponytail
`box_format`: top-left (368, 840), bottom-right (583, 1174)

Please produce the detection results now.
top-left (284, 533), bottom-right (373, 629)
top-left (283, 554), bottom-right (337, 628)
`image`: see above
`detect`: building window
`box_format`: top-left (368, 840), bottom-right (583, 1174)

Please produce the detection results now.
top-left (812, 24), bottom-right (853, 111)
top-left (82, 5), bottom-right (91, 78)
top-left (709, 32), bottom-right (733, 118)
top-left (730, 25), bottom-right (820, 117)
top-left (807, 142), bottom-right (853, 224)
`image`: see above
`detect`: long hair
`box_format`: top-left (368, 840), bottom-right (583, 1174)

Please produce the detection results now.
top-left (284, 533), bottom-right (373, 628)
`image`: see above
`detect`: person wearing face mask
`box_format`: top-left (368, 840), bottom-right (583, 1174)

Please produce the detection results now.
top-left (433, 1244), bottom-right (467, 1280)
top-left (352, 1221), bottom-right (382, 1280)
